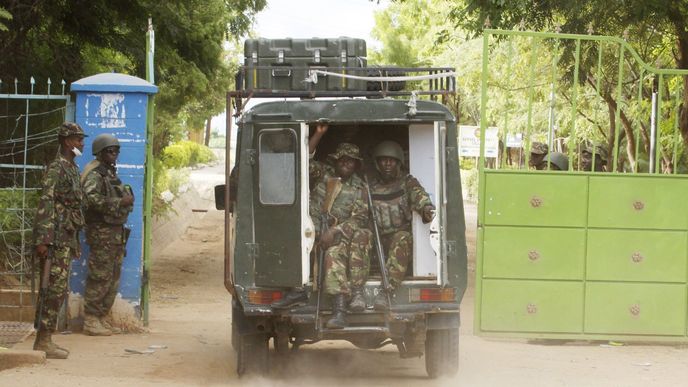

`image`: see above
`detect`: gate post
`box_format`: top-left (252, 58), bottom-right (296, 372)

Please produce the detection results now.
top-left (69, 73), bottom-right (158, 329)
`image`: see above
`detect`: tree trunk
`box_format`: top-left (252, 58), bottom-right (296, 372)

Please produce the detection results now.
top-left (204, 118), bottom-right (211, 147)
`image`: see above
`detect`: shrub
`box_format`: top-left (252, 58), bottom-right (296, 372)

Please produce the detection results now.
top-left (161, 140), bottom-right (216, 169)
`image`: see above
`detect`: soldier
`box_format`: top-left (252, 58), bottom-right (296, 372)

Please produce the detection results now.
top-left (32, 122), bottom-right (87, 359)
top-left (368, 141), bottom-right (434, 310)
top-left (580, 143), bottom-right (608, 172)
top-left (529, 142), bottom-right (549, 170)
top-left (81, 134), bottom-right (134, 336)
top-left (536, 152), bottom-right (569, 171)
top-left (310, 143), bottom-right (372, 329)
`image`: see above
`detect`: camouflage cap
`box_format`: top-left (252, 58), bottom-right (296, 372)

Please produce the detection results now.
top-left (328, 143), bottom-right (363, 161)
top-left (582, 142), bottom-right (608, 161)
top-left (57, 122), bottom-right (87, 138)
top-left (530, 142), bottom-right (548, 155)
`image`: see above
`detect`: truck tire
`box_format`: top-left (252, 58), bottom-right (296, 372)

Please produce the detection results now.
top-left (237, 332), bottom-right (269, 377)
top-left (425, 328), bottom-right (459, 378)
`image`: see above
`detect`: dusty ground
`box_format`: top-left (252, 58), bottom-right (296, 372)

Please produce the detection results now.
top-left (2, 167), bottom-right (688, 386)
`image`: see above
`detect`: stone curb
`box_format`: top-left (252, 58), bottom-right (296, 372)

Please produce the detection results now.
top-left (0, 349), bottom-right (46, 371)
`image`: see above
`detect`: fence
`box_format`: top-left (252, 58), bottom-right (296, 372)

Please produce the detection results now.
top-left (0, 77), bottom-right (73, 326)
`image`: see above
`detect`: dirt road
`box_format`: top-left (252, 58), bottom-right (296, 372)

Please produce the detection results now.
top-left (2, 174), bottom-right (687, 386)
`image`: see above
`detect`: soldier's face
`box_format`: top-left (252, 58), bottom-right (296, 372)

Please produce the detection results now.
top-left (581, 151), bottom-right (605, 171)
top-left (335, 156), bottom-right (357, 179)
top-left (66, 135), bottom-right (85, 153)
top-left (101, 146), bottom-right (120, 166)
top-left (377, 156), bottom-right (399, 180)
top-left (529, 153), bottom-right (545, 167)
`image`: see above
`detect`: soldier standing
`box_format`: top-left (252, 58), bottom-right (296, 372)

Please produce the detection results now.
top-left (580, 142), bottom-right (608, 172)
top-left (310, 143), bottom-right (372, 329)
top-left (368, 141), bottom-right (434, 310)
top-left (529, 142), bottom-right (549, 170)
top-left (32, 122), bottom-right (87, 359)
top-left (81, 134), bottom-right (134, 336)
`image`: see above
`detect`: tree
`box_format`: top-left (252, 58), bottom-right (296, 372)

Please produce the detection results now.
top-left (0, 6), bottom-right (10, 31)
top-left (451, 0), bottom-right (688, 170)
top-left (0, 0), bottom-right (266, 153)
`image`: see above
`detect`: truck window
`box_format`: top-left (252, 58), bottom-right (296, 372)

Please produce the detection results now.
top-left (258, 129), bottom-right (296, 205)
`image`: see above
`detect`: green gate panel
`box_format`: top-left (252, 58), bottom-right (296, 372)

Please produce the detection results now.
top-left (584, 282), bottom-right (687, 336)
top-left (484, 173), bottom-right (588, 227)
top-left (483, 227), bottom-right (585, 280)
top-left (586, 230), bottom-right (688, 282)
top-left (588, 176), bottom-right (688, 229)
top-left (481, 279), bottom-right (584, 333)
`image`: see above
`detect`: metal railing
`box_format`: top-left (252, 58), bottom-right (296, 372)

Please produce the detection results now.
top-left (477, 29), bottom-right (688, 174)
top-left (0, 77), bottom-right (73, 322)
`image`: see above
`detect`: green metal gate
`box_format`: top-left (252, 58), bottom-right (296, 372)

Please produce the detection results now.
top-left (474, 30), bottom-right (688, 341)
top-left (0, 77), bottom-right (73, 344)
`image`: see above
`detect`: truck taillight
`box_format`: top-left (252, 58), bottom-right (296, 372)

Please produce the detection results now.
top-left (247, 290), bottom-right (283, 305)
top-left (409, 288), bottom-right (456, 303)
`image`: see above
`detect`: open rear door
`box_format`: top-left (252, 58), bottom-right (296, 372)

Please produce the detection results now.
top-left (252, 125), bottom-right (305, 287)
top-left (409, 122), bottom-right (446, 283)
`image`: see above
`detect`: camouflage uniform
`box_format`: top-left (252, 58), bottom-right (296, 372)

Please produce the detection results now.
top-left (310, 144), bottom-right (372, 296)
top-left (81, 159), bottom-right (132, 318)
top-left (369, 174), bottom-right (433, 289)
top-left (33, 124), bottom-right (86, 332)
top-left (309, 158), bottom-right (335, 191)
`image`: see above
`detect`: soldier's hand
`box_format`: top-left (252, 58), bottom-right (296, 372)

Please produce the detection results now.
top-left (120, 193), bottom-right (134, 207)
top-left (316, 123), bottom-right (329, 134)
top-left (319, 228), bottom-right (338, 249)
top-left (421, 205), bottom-right (435, 223)
top-left (36, 244), bottom-right (49, 258)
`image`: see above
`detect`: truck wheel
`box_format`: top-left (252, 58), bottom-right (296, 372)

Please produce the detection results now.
top-left (237, 333), bottom-right (269, 377)
top-left (425, 328), bottom-right (459, 378)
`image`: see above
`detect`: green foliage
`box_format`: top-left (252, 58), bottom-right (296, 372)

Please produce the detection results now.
top-left (161, 140), bottom-right (216, 169)
top-left (0, 6), bottom-right (11, 32)
top-left (152, 159), bottom-right (190, 218)
top-left (0, 0), bottom-right (266, 156)
top-left (0, 190), bottom-right (39, 267)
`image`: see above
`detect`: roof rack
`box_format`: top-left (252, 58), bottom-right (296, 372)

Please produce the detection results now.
top-left (230, 66), bottom-right (456, 98)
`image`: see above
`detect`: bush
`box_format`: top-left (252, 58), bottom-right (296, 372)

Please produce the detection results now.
top-left (161, 140), bottom-right (216, 169)
top-left (152, 159), bottom-right (190, 218)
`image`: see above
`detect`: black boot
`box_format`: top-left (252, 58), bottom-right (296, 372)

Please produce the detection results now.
top-left (373, 288), bottom-right (389, 311)
top-left (349, 288), bottom-right (366, 312)
top-left (326, 294), bottom-right (348, 329)
top-left (272, 289), bottom-right (308, 308)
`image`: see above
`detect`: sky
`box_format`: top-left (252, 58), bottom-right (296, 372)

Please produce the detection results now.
top-left (211, 0), bottom-right (390, 135)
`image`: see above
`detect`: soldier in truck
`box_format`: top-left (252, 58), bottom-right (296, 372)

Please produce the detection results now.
top-left (310, 143), bottom-right (372, 328)
top-left (368, 140), bottom-right (435, 310)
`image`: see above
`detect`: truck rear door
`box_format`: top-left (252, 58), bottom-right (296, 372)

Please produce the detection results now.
top-left (252, 124), bottom-right (308, 287)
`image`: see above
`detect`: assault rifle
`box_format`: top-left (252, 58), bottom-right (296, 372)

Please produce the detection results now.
top-left (363, 175), bottom-right (393, 301)
top-left (34, 246), bottom-right (53, 330)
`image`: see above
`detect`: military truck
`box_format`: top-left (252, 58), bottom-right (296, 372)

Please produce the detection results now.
top-left (215, 38), bottom-right (467, 378)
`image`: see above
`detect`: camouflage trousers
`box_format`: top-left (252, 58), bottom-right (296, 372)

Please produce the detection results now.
top-left (324, 228), bottom-right (372, 296)
top-left (381, 231), bottom-right (413, 289)
top-left (84, 225), bottom-right (125, 317)
top-left (35, 246), bottom-right (74, 332)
